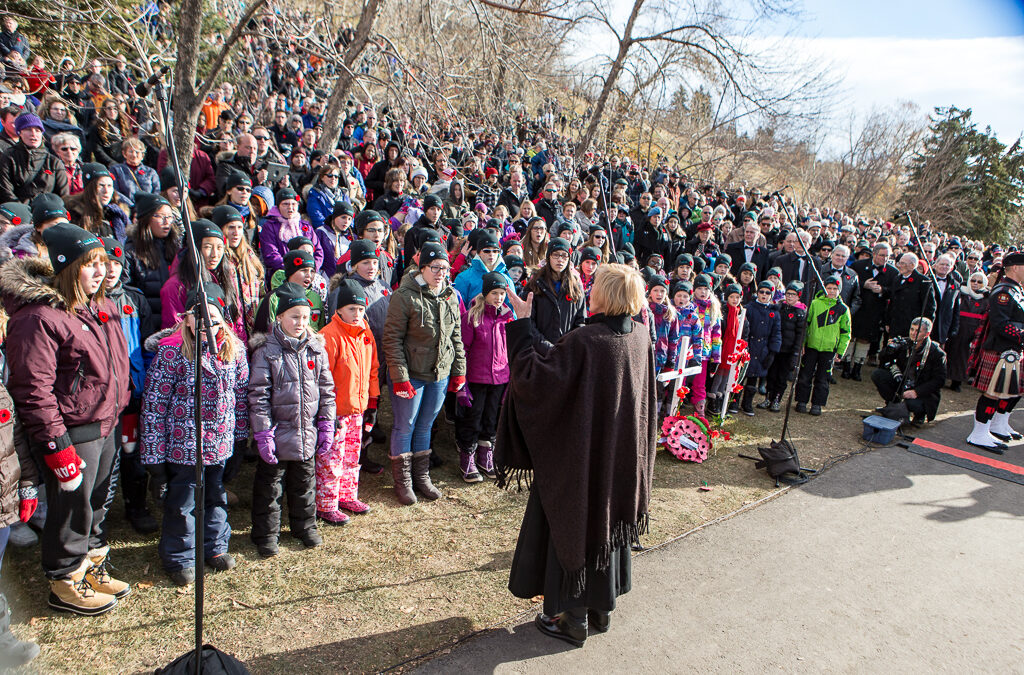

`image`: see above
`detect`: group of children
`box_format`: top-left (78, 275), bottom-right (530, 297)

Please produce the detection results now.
top-left (644, 257), bottom-right (852, 421)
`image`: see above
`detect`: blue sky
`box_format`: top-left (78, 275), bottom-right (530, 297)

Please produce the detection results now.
top-left (794, 0), bottom-right (1024, 39)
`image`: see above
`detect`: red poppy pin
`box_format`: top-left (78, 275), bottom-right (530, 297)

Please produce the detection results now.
top-left (293, 256), bottom-right (303, 266)
top-left (97, 311), bottom-right (109, 323)
top-left (769, 312), bottom-right (775, 318)
top-left (44, 169), bottom-right (52, 175)
top-left (312, 311), bottom-right (320, 321)
top-left (566, 294), bottom-right (572, 302)
top-left (307, 360), bottom-right (315, 370)
top-left (122, 304), bottom-right (133, 315)
top-left (113, 246), bottom-right (122, 257)
top-left (217, 297), bottom-right (226, 307)
top-left (788, 313), bottom-right (794, 319)
top-left (382, 289), bottom-right (389, 296)
top-left (11, 217), bottom-right (20, 225)
top-left (363, 336), bottom-right (371, 344)
top-left (0, 409), bottom-right (10, 423)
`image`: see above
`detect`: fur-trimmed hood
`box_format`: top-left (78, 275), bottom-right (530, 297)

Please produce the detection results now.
top-left (144, 326), bottom-right (179, 353)
top-left (0, 224), bottom-right (32, 257)
top-left (0, 256), bottom-right (64, 314)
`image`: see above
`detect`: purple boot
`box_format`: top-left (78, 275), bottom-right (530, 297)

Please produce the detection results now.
top-left (460, 447), bottom-right (483, 483)
top-left (475, 441), bottom-right (496, 479)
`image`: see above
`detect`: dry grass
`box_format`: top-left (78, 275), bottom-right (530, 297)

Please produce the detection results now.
top-left (1, 373), bottom-right (980, 674)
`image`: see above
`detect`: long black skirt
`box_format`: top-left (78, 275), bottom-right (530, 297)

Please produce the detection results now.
top-left (507, 487), bottom-right (631, 616)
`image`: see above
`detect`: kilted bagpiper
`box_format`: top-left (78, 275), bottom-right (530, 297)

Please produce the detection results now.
top-left (966, 251), bottom-right (1024, 453)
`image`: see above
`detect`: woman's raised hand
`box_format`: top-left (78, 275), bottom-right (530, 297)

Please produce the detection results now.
top-left (507, 291), bottom-right (534, 319)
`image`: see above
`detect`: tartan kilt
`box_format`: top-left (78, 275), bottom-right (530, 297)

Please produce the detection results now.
top-left (972, 349), bottom-right (1017, 394)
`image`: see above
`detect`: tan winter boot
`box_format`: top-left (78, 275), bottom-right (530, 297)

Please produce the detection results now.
top-left (411, 450), bottom-right (442, 500)
top-left (390, 453), bottom-right (417, 506)
top-left (86, 546), bottom-right (132, 599)
top-left (49, 558), bottom-right (118, 616)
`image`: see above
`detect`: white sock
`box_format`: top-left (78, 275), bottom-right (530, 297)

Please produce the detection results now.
top-left (967, 419), bottom-right (1002, 447)
top-left (991, 412), bottom-right (1018, 438)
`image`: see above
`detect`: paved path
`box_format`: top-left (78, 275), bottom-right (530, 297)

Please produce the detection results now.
top-left (415, 412), bottom-right (1024, 674)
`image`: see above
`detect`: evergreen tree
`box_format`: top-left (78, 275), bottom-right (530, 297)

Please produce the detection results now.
top-left (899, 106), bottom-right (1024, 241)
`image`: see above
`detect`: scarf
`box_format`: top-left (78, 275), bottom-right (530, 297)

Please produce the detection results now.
top-left (277, 212), bottom-right (304, 241)
top-left (495, 312), bottom-right (655, 597)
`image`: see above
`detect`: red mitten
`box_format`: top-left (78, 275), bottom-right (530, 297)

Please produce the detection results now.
top-left (18, 487), bottom-right (37, 523)
top-left (367, 397), bottom-right (378, 410)
top-left (447, 375), bottom-right (466, 392)
top-left (121, 412), bottom-right (139, 454)
top-left (392, 381), bottom-right (416, 399)
top-left (44, 446), bottom-right (85, 491)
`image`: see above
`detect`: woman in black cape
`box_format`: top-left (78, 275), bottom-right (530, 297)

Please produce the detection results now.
top-left (497, 263), bottom-right (658, 647)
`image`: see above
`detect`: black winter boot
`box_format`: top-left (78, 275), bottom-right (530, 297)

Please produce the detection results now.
top-left (769, 394), bottom-right (782, 412)
top-left (741, 386), bottom-right (756, 416)
top-left (840, 361), bottom-right (852, 379)
top-left (851, 363), bottom-right (863, 381)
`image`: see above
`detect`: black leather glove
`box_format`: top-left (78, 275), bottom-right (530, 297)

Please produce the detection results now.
top-left (707, 361), bottom-right (719, 377)
top-left (146, 463), bottom-right (168, 502)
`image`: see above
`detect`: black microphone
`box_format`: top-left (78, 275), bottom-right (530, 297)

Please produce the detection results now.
top-left (135, 65), bottom-right (170, 97)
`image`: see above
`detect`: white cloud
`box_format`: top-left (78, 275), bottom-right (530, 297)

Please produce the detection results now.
top-left (791, 36), bottom-right (1024, 143)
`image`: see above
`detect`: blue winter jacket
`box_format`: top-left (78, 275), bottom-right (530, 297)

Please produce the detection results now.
top-left (453, 257), bottom-right (515, 310)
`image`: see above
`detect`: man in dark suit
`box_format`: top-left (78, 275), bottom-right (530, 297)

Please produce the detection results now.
top-left (849, 242), bottom-right (898, 379)
top-left (725, 221), bottom-right (769, 280)
top-left (777, 230), bottom-right (818, 306)
top-left (887, 252), bottom-right (935, 339)
top-left (929, 253), bottom-right (961, 347)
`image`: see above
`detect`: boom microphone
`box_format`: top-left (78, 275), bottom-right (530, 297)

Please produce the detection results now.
top-left (135, 65), bottom-right (171, 97)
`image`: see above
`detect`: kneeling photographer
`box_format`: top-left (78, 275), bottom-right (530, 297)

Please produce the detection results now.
top-left (872, 318), bottom-right (947, 425)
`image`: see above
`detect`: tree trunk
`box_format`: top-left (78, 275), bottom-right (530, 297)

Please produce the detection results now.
top-left (169, 0), bottom-right (205, 180)
top-left (574, 0), bottom-right (646, 159)
top-left (319, 0), bottom-right (387, 153)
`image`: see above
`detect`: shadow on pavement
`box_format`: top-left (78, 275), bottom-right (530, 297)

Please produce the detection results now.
top-left (797, 409), bottom-right (1024, 522)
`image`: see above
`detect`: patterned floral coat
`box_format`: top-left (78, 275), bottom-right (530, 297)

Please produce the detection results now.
top-left (140, 330), bottom-right (249, 466)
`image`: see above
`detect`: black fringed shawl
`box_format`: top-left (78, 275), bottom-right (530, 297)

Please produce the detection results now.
top-left (495, 314), bottom-right (658, 597)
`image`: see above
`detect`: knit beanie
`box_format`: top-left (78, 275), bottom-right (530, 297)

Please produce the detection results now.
top-left (275, 282), bottom-right (313, 316)
top-left (353, 209), bottom-right (385, 236)
top-left (757, 280), bottom-right (773, 291)
top-left (481, 271), bottom-right (508, 295)
top-left (101, 236), bottom-right (124, 264)
top-left (739, 261), bottom-right (757, 275)
top-left (224, 170), bottom-right (252, 191)
top-left (674, 253), bottom-right (693, 268)
top-left (31, 192), bottom-right (69, 225)
top-left (693, 274), bottom-right (712, 290)
top-left (134, 192), bottom-right (170, 222)
top-left (503, 254), bottom-right (525, 273)
top-left (580, 246), bottom-right (602, 263)
top-left (287, 235), bottom-right (314, 251)
top-left (334, 279), bottom-right (368, 309)
top-left (159, 166), bottom-right (177, 192)
top-left (276, 187), bottom-right (299, 205)
top-left (474, 231), bottom-right (500, 252)
top-left (348, 239), bottom-right (378, 265)
top-left (671, 280), bottom-right (693, 296)
top-left (649, 274), bottom-right (668, 290)
top-left (82, 163), bottom-right (110, 184)
top-left (42, 223), bottom-right (103, 275)
top-left (422, 194), bottom-right (443, 211)
top-left (211, 205), bottom-right (243, 229)
top-left (332, 201), bottom-right (355, 218)
top-left (285, 249), bottom-right (316, 278)
top-left (0, 201), bottom-right (31, 227)
top-left (786, 281), bottom-right (804, 293)
top-left (418, 242), bottom-right (448, 268)
top-left (548, 237), bottom-right (571, 255)
top-left (192, 219), bottom-right (224, 243)
top-left (14, 113), bottom-right (43, 133)
top-left (185, 282), bottom-right (227, 313)
top-left (725, 283), bottom-right (743, 299)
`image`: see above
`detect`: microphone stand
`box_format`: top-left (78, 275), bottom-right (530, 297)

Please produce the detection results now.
top-left (762, 188), bottom-right (839, 479)
top-left (152, 76), bottom-right (219, 675)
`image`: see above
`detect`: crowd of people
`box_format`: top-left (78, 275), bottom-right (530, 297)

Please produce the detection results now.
top-left (1, 11), bottom-right (1023, 663)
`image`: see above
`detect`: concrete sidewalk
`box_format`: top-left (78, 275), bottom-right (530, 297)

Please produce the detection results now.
top-left (415, 434), bottom-right (1024, 673)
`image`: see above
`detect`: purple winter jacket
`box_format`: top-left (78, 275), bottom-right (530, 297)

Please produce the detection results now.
top-left (259, 206), bottom-right (324, 274)
top-left (460, 303), bottom-right (513, 385)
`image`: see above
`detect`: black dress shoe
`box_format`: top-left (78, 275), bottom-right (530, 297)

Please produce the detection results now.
top-left (966, 440), bottom-right (1007, 455)
top-left (535, 613), bottom-right (587, 647)
top-left (588, 610), bottom-right (610, 633)
top-left (992, 430), bottom-right (1024, 441)
top-left (809, 405), bottom-right (822, 416)
top-left (795, 402), bottom-right (808, 414)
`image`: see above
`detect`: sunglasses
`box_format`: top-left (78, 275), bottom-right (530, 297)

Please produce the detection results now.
top-left (254, 135), bottom-right (270, 141)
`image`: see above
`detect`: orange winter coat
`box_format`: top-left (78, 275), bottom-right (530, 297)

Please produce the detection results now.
top-left (320, 314), bottom-right (380, 416)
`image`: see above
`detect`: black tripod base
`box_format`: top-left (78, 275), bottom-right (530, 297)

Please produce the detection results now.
top-left (156, 644), bottom-right (250, 674)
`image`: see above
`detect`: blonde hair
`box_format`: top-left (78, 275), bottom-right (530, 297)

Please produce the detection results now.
top-left (518, 200), bottom-right (536, 219)
top-left (591, 263), bottom-right (645, 316)
top-left (466, 291), bottom-right (509, 326)
top-left (54, 247), bottom-right (108, 312)
top-left (179, 310), bottom-right (243, 363)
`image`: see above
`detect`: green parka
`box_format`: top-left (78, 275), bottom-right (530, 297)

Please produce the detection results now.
top-left (383, 268), bottom-right (466, 384)
top-left (805, 291), bottom-right (852, 356)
